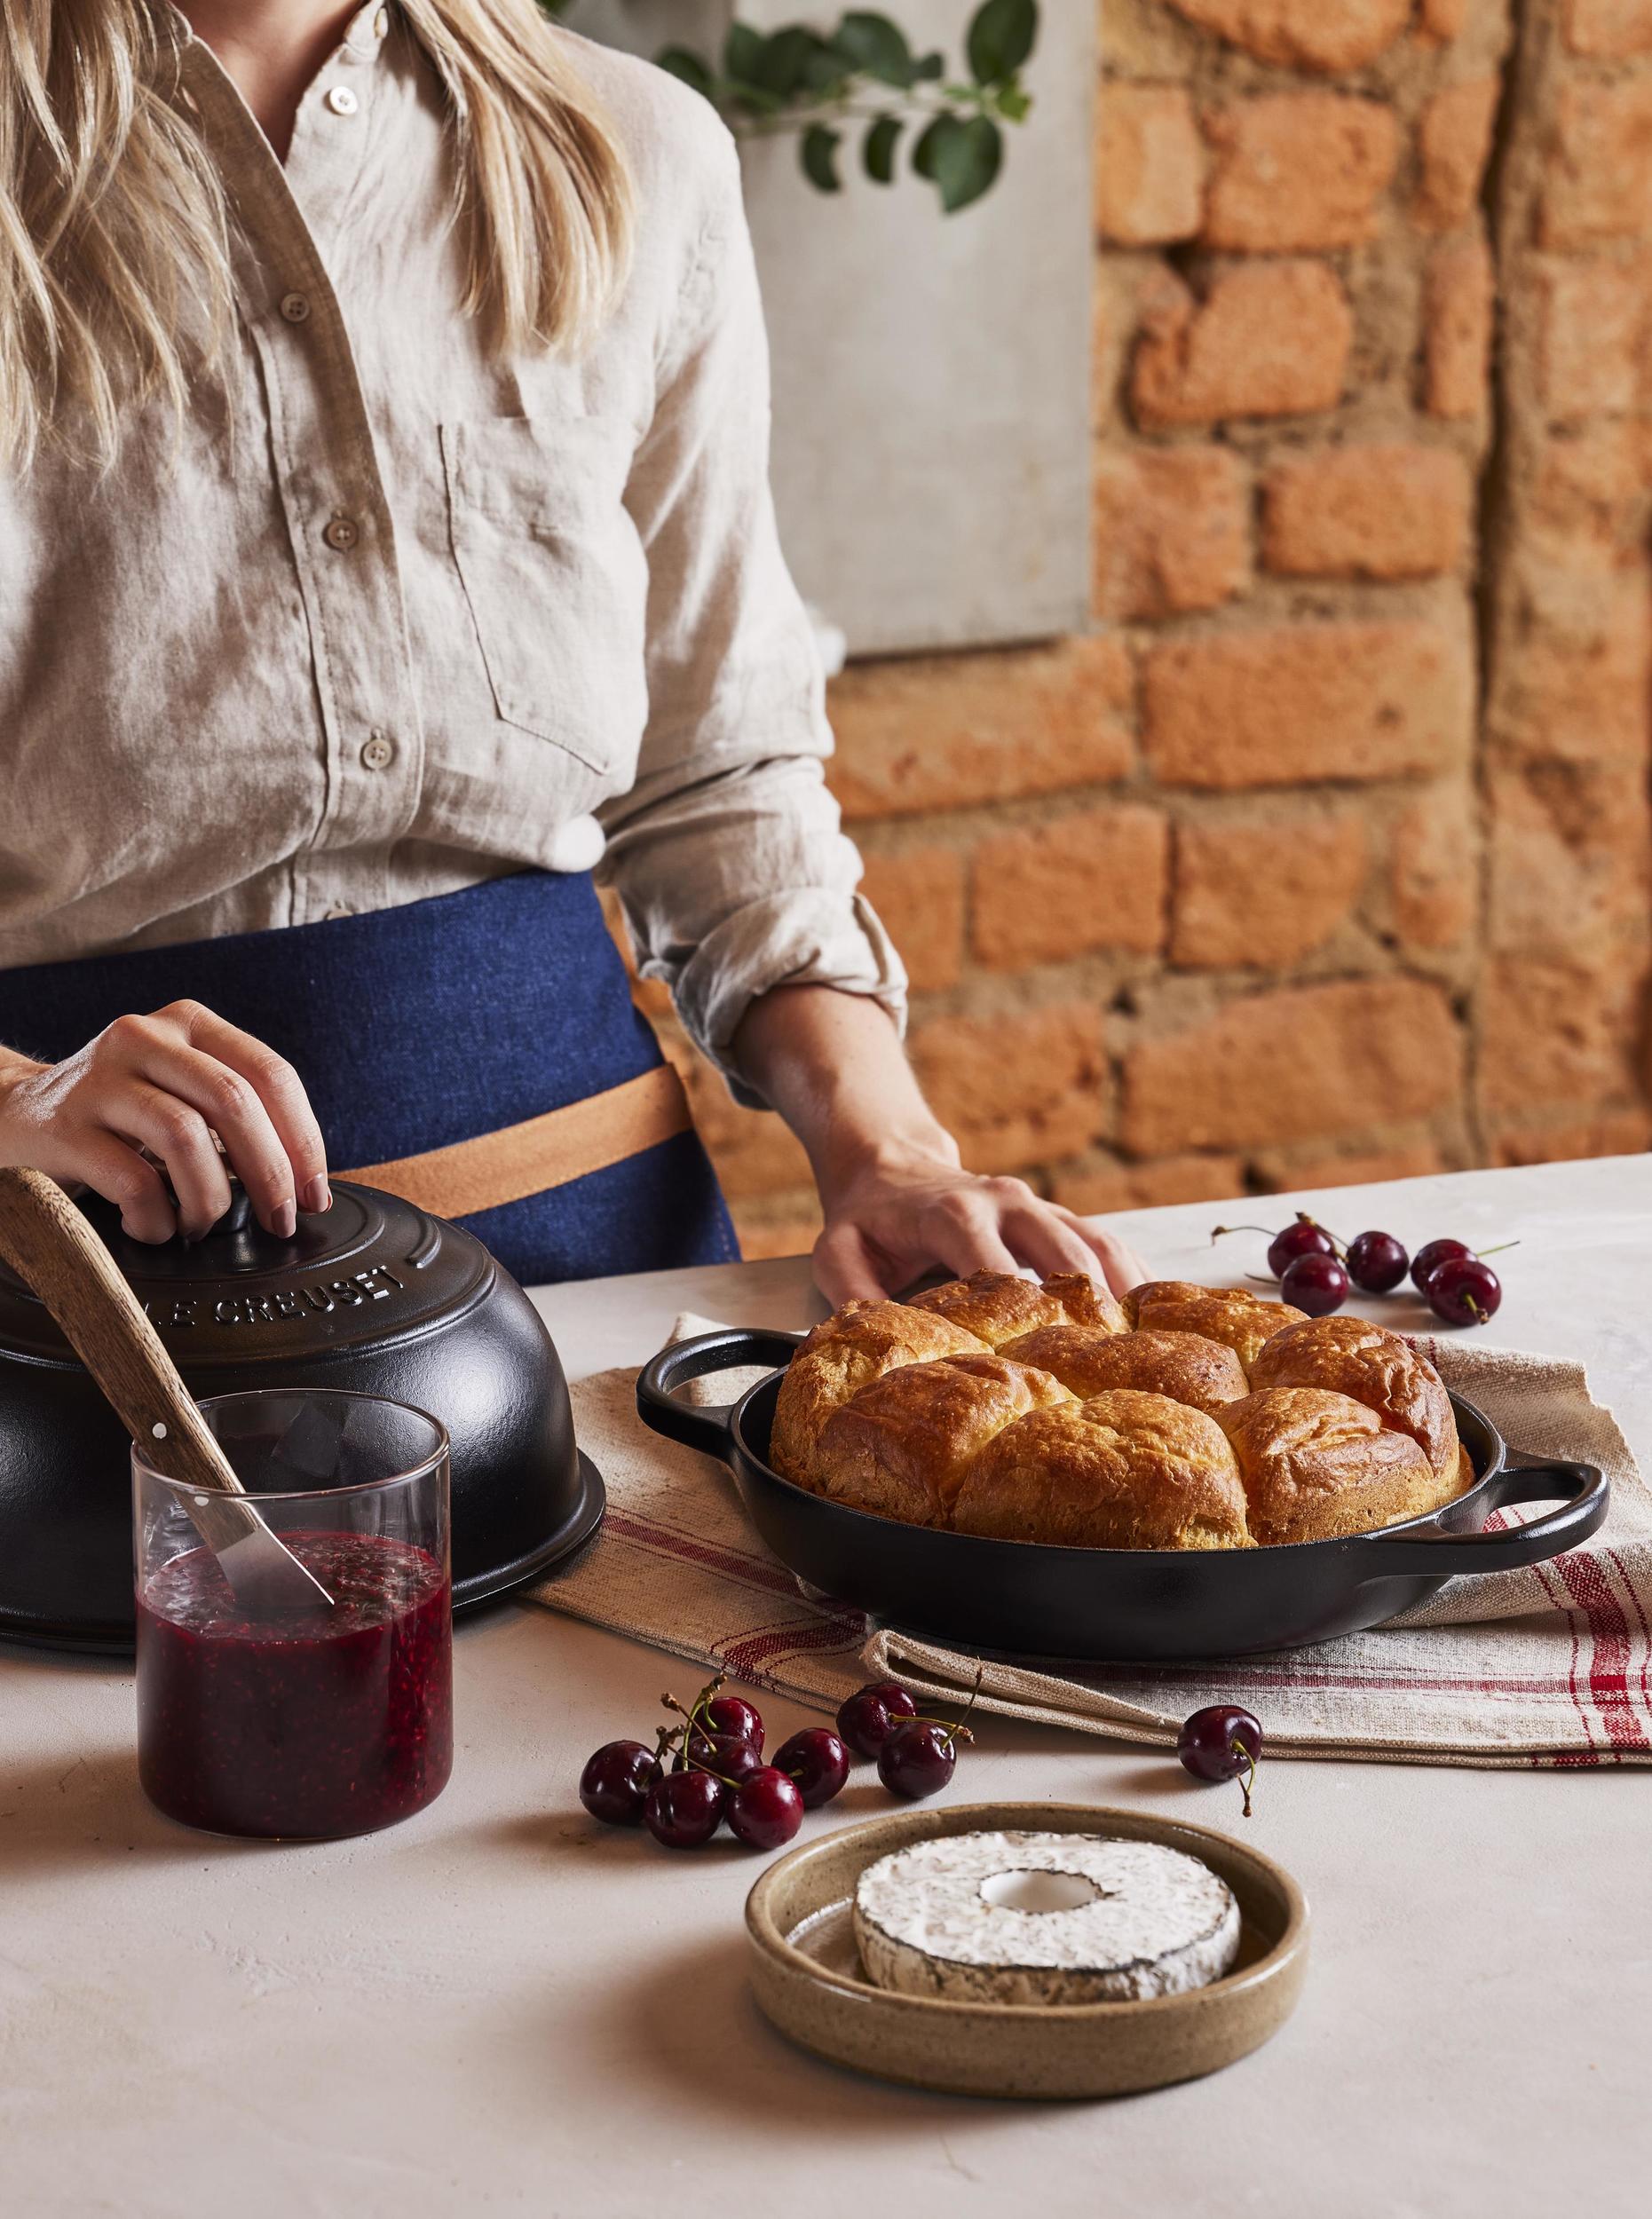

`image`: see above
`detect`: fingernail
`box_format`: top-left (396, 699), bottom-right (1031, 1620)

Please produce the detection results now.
top-left (300, 1176), bottom-right (330, 1215)
top-left (274, 1199), bottom-right (297, 1239)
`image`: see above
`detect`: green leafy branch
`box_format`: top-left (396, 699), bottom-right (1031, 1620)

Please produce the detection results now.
top-left (539, 4), bottom-right (1039, 214)
top-left (661, 1), bottom-right (1036, 211)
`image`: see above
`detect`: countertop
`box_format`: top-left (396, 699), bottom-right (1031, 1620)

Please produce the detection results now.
top-left (3, 1153), bottom-right (1649, 2217)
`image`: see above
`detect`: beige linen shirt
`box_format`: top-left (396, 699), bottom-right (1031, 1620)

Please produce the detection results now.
top-left (0, 4), bottom-right (903, 1103)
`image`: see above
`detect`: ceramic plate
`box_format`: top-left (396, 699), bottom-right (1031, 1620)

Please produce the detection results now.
top-left (746, 1800), bottom-right (1308, 2100)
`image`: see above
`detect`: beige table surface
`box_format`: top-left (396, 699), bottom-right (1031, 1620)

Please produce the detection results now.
top-left (3, 1154), bottom-right (1649, 2217)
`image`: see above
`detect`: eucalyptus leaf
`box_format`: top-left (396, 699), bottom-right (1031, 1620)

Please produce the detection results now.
top-left (833, 11), bottom-right (914, 87)
top-left (802, 46), bottom-right (852, 95)
top-left (966, 0), bottom-right (1037, 86)
top-left (914, 50), bottom-right (945, 80)
top-left (911, 112), bottom-right (948, 181)
top-left (755, 25), bottom-right (826, 97)
top-left (655, 46), bottom-right (715, 100)
top-left (931, 112), bottom-right (1001, 211)
top-left (723, 22), bottom-right (763, 82)
top-left (801, 122), bottom-right (843, 193)
top-left (863, 112), bottom-right (902, 183)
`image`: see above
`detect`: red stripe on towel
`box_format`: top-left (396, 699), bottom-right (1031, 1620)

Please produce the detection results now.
top-left (601, 1508), bottom-right (804, 1600)
top-left (1551, 1551), bottom-right (1652, 1749)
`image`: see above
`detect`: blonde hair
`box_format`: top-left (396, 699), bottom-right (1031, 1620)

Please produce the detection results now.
top-left (0, 0), bottom-right (634, 470)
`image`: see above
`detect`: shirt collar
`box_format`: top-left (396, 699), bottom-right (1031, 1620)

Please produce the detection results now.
top-left (163, 3), bottom-right (396, 74)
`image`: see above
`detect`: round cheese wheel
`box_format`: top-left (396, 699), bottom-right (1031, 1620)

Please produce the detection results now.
top-left (853, 1830), bottom-right (1241, 2006)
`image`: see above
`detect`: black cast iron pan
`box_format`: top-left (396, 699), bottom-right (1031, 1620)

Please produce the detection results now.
top-left (636, 1328), bottom-right (1610, 1662)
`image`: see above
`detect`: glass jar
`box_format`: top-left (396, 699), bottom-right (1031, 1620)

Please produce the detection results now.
top-left (133, 1390), bottom-right (453, 1839)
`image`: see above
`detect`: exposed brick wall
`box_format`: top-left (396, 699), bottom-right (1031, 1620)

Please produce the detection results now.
top-left (630, 0), bottom-right (1652, 1262)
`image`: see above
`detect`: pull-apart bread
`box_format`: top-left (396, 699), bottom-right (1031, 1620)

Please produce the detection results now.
top-left (771, 1270), bottom-right (1467, 1552)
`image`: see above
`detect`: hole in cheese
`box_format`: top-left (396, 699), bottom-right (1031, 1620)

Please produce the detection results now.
top-left (977, 1867), bottom-right (1100, 1915)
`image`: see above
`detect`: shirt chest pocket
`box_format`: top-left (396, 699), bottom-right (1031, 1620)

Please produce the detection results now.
top-left (440, 415), bottom-right (648, 773)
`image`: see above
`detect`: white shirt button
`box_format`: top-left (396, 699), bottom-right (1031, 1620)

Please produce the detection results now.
top-left (279, 291), bottom-right (311, 324)
top-left (546, 815), bottom-right (606, 873)
top-left (326, 84), bottom-right (360, 117)
top-left (360, 733), bottom-right (394, 771)
top-left (322, 515), bottom-right (360, 552)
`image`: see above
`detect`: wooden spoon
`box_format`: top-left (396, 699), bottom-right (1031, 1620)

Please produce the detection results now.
top-left (0, 1167), bottom-right (332, 1615)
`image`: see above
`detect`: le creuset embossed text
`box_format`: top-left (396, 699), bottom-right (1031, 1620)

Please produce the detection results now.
top-left (0, 1181), bottom-right (602, 1652)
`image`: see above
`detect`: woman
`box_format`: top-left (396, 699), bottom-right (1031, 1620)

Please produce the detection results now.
top-left (0, 0), bottom-right (1145, 1303)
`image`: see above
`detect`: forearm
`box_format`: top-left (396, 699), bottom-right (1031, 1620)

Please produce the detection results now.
top-left (731, 983), bottom-right (953, 1197)
top-left (731, 983), bottom-right (1147, 1303)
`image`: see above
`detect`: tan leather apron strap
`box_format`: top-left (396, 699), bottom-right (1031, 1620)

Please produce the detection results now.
top-left (339, 1063), bottom-right (693, 1219)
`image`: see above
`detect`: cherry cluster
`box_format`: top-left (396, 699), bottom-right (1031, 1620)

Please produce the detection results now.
top-left (579, 1673), bottom-right (974, 1854)
top-left (1213, 1213), bottom-right (1508, 1328)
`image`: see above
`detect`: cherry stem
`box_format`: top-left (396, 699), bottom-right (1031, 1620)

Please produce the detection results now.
top-left (925, 1667), bottom-right (984, 1754)
top-left (661, 1671), bottom-right (729, 1740)
top-left (1232, 1737), bottom-right (1257, 1820)
top-left (1211, 1224), bottom-right (1276, 1244)
top-left (1476, 1240), bottom-right (1521, 1260)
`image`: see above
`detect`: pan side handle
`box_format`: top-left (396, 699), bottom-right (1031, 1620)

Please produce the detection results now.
top-left (1358, 1457), bottom-right (1609, 1575)
top-left (635, 1328), bottom-right (803, 1462)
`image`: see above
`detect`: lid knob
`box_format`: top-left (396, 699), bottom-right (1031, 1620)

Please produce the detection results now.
top-left (205, 1183), bottom-right (257, 1240)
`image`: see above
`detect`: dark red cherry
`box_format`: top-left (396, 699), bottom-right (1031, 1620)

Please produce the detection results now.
top-left (836, 1681), bottom-right (919, 1761)
top-left (1411, 1237), bottom-right (1471, 1293)
top-left (877, 1718), bottom-right (960, 1801)
top-left (727, 1766), bottom-right (805, 1851)
top-left (1280, 1252), bottom-right (1348, 1316)
top-left (1177, 1705), bottom-right (1262, 1782)
top-left (773, 1726), bottom-right (850, 1808)
top-left (1267, 1217), bottom-right (1338, 1279)
top-left (679, 1733), bottom-right (764, 1787)
top-left (1346, 1229), bottom-right (1409, 1294)
top-left (1178, 1705), bottom-right (1263, 1815)
top-left (579, 1739), bottom-right (658, 1827)
top-left (700, 1694), bottom-right (764, 1754)
top-left (1427, 1254), bottom-right (1502, 1327)
top-left (643, 1768), bottom-right (725, 1849)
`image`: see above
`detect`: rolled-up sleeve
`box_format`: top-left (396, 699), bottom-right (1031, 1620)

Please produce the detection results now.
top-left (597, 127), bottom-right (906, 1110)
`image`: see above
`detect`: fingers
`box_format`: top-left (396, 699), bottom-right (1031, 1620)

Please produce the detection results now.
top-left (104, 1083), bottom-right (233, 1240)
top-left (67, 1131), bottom-right (178, 1244)
top-left (1058, 1213), bottom-right (1150, 1297)
top-left (813, 1220), bottom-right (891, 1306)
top-left (998, 1201), bottom-right (1110, 1283)
top-left (919, 1191), bottom-right (1022, 1281)
top-left (129, 1033), bottom-right (297, 1237)
top-left (164, 1003), bottom-right (328, 1224)
top-left (812, 1172), bottom-right (1153, 1313)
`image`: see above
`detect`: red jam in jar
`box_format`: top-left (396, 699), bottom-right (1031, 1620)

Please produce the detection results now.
top-left (136, 1531), bottom-right (452, 1838)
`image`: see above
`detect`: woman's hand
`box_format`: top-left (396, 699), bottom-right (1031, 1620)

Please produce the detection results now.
top-left (0, 1001), bottom-right (329, 1244)
top-left (731, 984), bottom-right (1149, 1307)
top-left (811, 1137), bottom-right (1149, 1307)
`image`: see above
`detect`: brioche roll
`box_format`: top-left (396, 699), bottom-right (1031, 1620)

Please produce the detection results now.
top-left (908, 1269), bottom-right (1127, 1348)
top-left (953, 1390), bottom-right (1252, 1551)
top-left (771, 1299), bottom-right (989, 1484)
top-left (1000, 1325), bottom-right (1250, 1417)
top-left (1217, 1386), bottom-right (1439, 1546)
top-left (1247, 1314), bottom-right (1461, 1489)
top-left (1124, 1282), bottom-right (1306, 1374)
top-left (810, 1354), bottom-right (1076, 1528)
top-left (769, 1282), bottom-right (1466, 1552)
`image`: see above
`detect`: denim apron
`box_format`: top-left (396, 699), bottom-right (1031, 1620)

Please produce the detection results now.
top-left (0, 873), bottom-right (739, 1285)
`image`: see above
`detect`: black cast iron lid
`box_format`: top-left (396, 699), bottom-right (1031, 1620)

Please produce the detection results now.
top-left (0, 1181), bottom-right (493, 1369)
